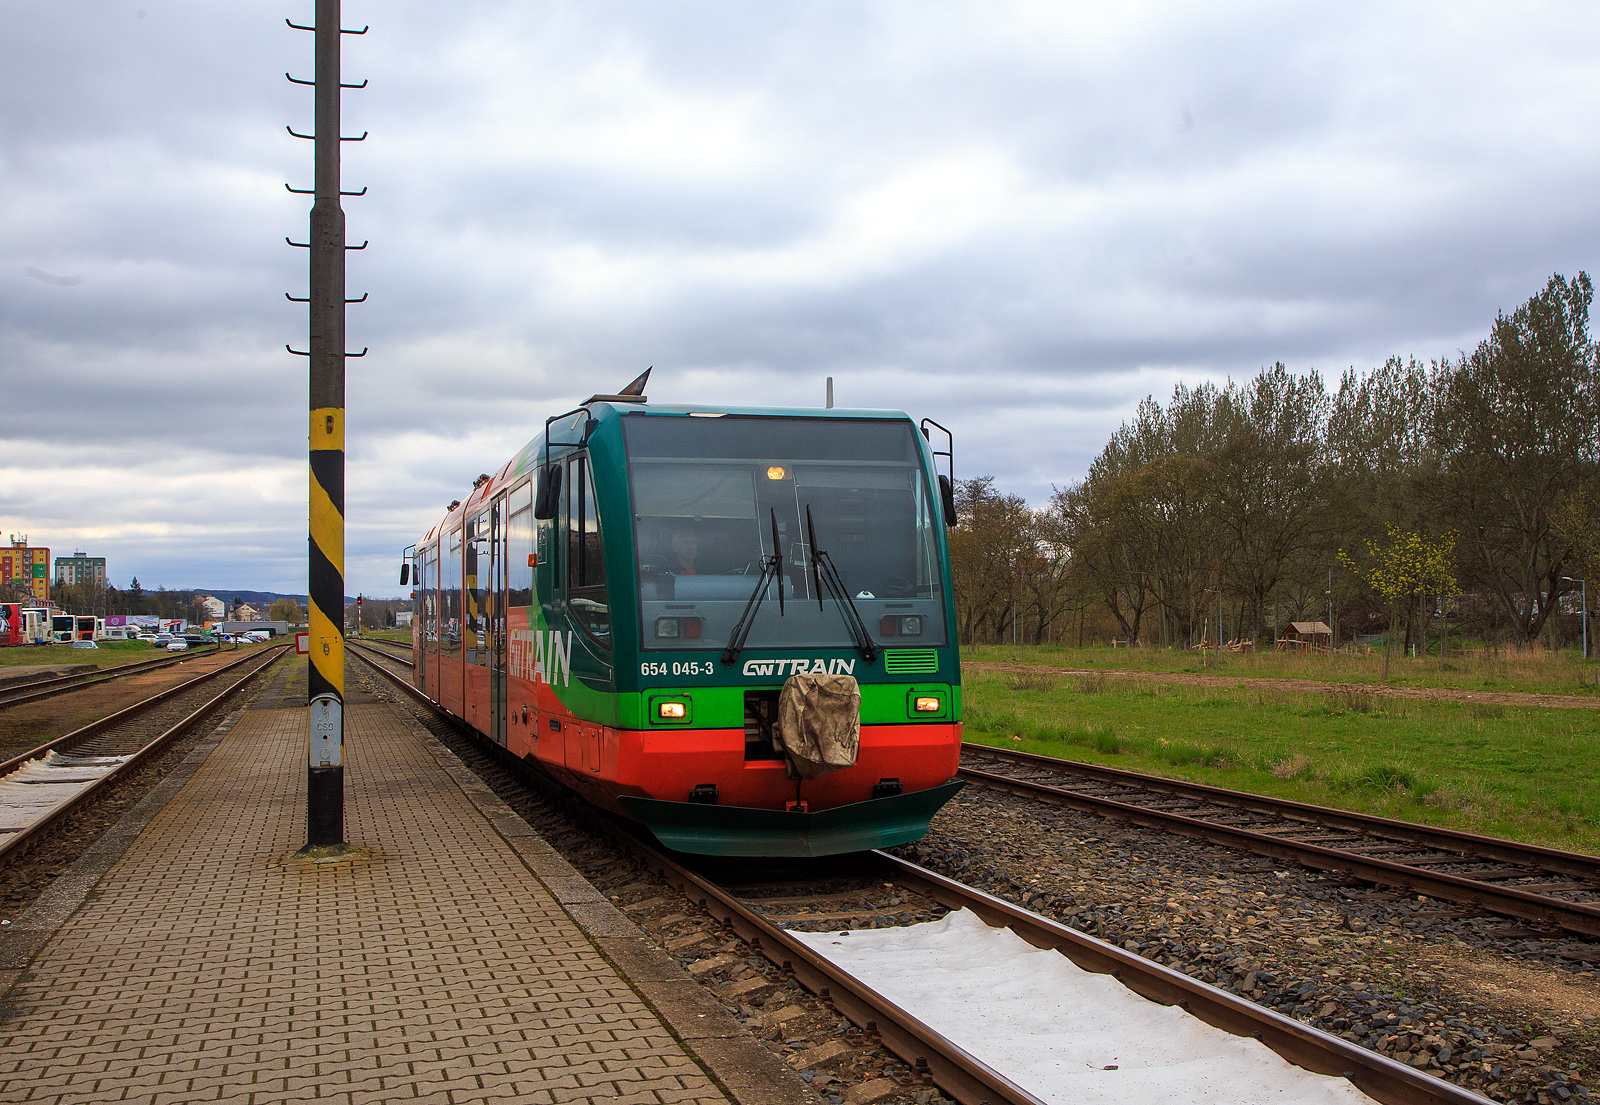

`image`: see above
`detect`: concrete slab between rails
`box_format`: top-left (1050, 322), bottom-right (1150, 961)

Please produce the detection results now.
top-left (387, 704), bottom-right (814, 1105)
top-left (0, 693), bottom-right (252, 976)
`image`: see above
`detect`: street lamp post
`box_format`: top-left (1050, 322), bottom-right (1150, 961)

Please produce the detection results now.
top-left (1562, 577), bottom-right (1588, 661)
top-left (1201, 587), bottom-right (1222, 667)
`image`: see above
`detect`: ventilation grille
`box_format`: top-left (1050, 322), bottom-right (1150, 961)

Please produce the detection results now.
top-left (883, 649), bottom-right (939, 674)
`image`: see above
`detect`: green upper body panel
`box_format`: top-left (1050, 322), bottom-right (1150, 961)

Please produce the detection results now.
top-left (417, 401), bottom-right (961, 721)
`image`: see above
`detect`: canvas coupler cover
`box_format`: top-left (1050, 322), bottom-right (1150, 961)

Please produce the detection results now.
top-left (775, 673), bottom-right (861, 780)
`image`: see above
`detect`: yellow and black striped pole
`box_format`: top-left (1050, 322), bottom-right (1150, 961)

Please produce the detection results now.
top-left (305, 0), bottom-right (348, 846)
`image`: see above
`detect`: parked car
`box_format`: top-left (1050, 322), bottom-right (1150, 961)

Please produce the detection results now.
top-left (181, 634), bottom-right (212, 646)
top-left (166, 640), bottom-right (188, 652)
top-left (70, 639), bottom-right (99, 650)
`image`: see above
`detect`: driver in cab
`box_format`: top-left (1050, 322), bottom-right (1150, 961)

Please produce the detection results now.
top-left (670, 528), bottom-right (698, 576)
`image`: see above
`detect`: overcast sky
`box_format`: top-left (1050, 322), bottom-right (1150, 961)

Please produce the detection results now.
top-left (3, 2), bottom-right (1598, 598)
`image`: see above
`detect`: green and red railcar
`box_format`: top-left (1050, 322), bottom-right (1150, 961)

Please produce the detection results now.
top-left (408, 390), bottom-right (962, 856)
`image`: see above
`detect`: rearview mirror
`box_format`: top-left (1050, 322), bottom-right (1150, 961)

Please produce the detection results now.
top-left (938, 474), bottom-right (957, 527)
top-left (399, 563), bottom-right (410, 585)
top-left (534, 463), bottom-right (562, 520)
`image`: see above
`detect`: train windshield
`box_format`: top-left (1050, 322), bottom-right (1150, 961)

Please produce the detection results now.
top-left (623, 415), bottom-right (947, 652)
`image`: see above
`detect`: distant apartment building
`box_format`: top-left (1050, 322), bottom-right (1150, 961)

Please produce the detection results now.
top-left (3, 535), bottom-right (50, 602)
top-left (55, 550), bottom-right (107, 589)
top-left (196, 595), bottom-right (227, 620)
top-left (234, 603), bottom-right (262, 622)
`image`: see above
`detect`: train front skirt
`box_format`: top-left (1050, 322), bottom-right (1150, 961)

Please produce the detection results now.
top-left (617, 780), bottom-right (965, 857)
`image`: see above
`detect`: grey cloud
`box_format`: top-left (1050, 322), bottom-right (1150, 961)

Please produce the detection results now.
top-left (5, 1), bottom-right (1600, 595)
top-left (23, 267), bottom-right (83, 286)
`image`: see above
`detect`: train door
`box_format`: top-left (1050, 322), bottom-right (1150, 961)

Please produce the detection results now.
top-left (440, 526), bottom-right (464, 714)
top-left (489, 494), bottom-right (508, 747)
top-left (563, 453), bottom-right (614, 767)
top-left (426, 540), bottom-right (442, 701)
top-left (414, 545), bottom-right (428, 692)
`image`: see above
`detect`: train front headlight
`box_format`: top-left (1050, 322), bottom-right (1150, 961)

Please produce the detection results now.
top-left (655, 616), bottom-right (701, 639)
top-left (658, 701), bottom-right (687, 720)
top-left (914, 696), bottom-right (942, 713)
top-left (878, 615), bottom-right (923, 636)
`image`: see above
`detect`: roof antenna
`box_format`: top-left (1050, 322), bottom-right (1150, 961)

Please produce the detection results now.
top-left (585, 366), bottom-right (651, 405)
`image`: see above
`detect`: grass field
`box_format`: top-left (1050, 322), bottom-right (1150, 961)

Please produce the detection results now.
top-left (0, 639), bottom-right (220, 670)
top-left (967, 642), bottom-right (1600, 696)
top-left (962, 665), bottom-right (1600, 855)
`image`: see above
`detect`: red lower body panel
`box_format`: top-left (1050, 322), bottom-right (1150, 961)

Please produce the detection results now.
top-left (516, 722), bottom-right (960, 818)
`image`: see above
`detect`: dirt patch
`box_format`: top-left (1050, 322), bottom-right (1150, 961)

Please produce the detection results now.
top-left (967, 661), bottom-right (1600, 710)
top-left (1424, 945), bottom-right (1600, 1026)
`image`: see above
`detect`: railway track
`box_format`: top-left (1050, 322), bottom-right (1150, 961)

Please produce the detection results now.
top-left (0, 644), bottom-right (288, 865)
top-left (347, 641), bottom-right (1490, 1105)
top-left (0, 645), bottom-right (224, 709)
top-left (352, 638), bottom-right (413, 666)
top-left (959, 744), bottom-right (1600, 939)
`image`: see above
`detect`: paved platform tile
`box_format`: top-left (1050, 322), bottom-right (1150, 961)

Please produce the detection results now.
top-left (0, 704), bottom-right (730, 1105)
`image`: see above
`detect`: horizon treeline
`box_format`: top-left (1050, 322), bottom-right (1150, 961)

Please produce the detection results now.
top-left (951, 272), bottom-right (1600, 650)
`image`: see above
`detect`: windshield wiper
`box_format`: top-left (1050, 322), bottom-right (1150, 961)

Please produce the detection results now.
top-left (720, 509), bottom-right (786, 666)
top-left (805, 505), bottom-right (879, 663)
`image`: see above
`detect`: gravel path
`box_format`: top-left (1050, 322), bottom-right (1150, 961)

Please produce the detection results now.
top-left (966, 661), bottom-right (1600, 710)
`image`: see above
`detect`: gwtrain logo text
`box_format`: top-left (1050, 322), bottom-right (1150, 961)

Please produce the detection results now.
top-left (509, 629), bottom-right (573, 686)
top-left (741, 658), bottom-right (857, 677)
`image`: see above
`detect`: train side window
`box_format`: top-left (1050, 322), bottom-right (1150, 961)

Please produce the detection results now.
top-left (442, 528), bottom-right (462, 660)
top-left (566, 454), bottom-right (611, 647)
top-left (423, 544), bottom-right (439, 651)
top-left (508, 481), bottom-right (534, 608)
top-left (466, 510), bottom-right (491, 667)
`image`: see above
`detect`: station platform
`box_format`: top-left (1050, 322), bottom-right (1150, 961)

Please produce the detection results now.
top-left (0, 675), bottom-right (810, 1105)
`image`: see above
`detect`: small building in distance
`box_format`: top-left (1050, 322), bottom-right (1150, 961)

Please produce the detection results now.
top-left (2, 535), bottom-right (50, 602)
top-left (55, 550), bottom-right (106, 589)
top-left (1278, 620), bottom-right (1334, 653)
top-left (195, 595), bottom-right (227, 620)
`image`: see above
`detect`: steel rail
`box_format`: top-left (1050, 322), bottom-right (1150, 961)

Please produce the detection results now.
top-left (0, 645), bottom-right (224, 709)
top-left (347, 644), bottom-right (1491, 1105)
top-left (0, 646), bottom-right (288, 865)
top-left (964, 744), bottom-right (1600, 878)
top-left (0, 645), bottom-right (289, 776)
top-left (959, 746), bottom-right (1600, 937)
top-left (349, 638), bottom-right (414, 666)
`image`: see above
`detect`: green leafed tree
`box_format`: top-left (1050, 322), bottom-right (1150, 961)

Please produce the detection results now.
top-left (1426, 273), bottom-right (1599, 642)
top-left (1339, 526), bottom-right (1459, 677)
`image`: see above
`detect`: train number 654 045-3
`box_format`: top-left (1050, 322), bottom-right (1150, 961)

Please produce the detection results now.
top-left (639, 660), bottom-right (716, 677)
